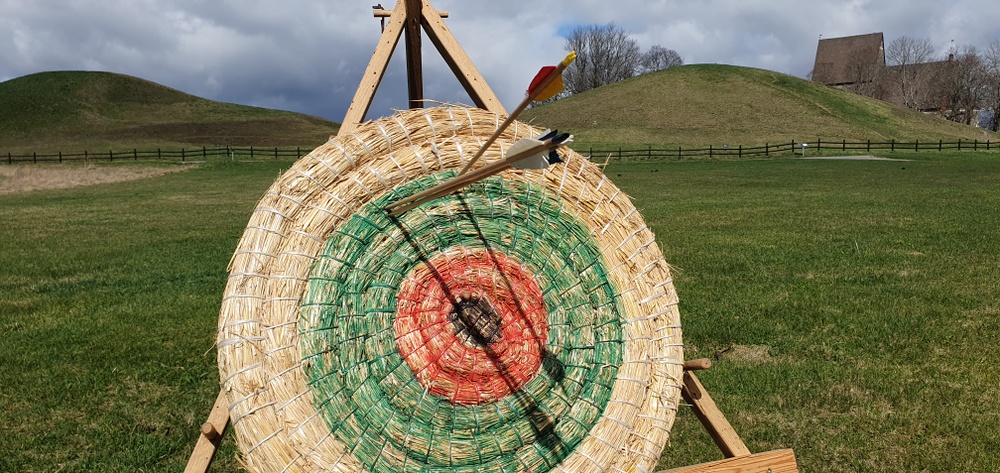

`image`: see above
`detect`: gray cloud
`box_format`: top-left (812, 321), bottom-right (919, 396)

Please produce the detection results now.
top-left (2, 0), bottom-right (997, 122)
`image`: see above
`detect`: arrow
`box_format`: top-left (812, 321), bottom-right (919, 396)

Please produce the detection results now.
top-left (385, 131), bottom-right (571, 217)
top-left (458, 51), bottom-right (577, 175)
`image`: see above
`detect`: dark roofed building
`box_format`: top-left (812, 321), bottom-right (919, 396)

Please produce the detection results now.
top-left (813, 33), bottom-right (885, 86)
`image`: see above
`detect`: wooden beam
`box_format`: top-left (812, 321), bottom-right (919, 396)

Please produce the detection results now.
top-left (375, 8), bottom-right (447, 18)
top-left (404, 0), bottom-right (423, 109)
top-left (656, 449), bottom-right (799, 473)
top-left (184, 390), bottom-right (231, 473)
top-left (419, 0), bottom-right (505, 115)
top-left (681, 371), bottom-right (752, 458)
top-left (339, 2), bottom-right (406, 135)
top-left (684, 358), bottom-right (713, 371)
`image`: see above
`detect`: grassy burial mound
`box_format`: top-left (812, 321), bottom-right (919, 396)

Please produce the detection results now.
top-left (0, 71), bottom-right (340, 153)
top-left (523, 64), bottom-right (997, 148)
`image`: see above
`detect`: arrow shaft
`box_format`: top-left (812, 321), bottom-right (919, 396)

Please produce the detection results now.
top-left (386, 138), bottom-right (562, 216)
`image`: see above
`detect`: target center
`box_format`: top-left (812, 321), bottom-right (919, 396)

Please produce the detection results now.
top-left (449, 296), bottom-right (502, 348)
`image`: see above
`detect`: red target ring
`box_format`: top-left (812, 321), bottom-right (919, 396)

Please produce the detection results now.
top-left (394, 248), bottom-right (548, 405)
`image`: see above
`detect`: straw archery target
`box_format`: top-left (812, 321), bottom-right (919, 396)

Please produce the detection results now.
top-left (217, 107), bottom-right (683, 473)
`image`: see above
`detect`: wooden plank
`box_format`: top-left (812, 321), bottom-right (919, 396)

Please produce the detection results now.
top-left (339, 2), bottom-right (406, 135)
top-left (419, 0), bottom-right (505, 115)
top-left (184, 389), bottom-right (231, 473)
top-left (404, 0), bottom-right (423, 109)
top-left (375, 9), bottom-right (447, 18)
top-left (682, 371), bottom-right (752, 458)
top-left (656, 449), bottom-right (798, 473)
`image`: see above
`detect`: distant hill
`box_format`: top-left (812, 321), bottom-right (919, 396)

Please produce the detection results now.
top-left (0, 71), bottom-right (340, 153)
top-left (522, 64), bottom-right (997, 148)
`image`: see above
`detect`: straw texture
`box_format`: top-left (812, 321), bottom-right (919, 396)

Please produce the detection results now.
top-left (217, 107), bottom-right (683, 473)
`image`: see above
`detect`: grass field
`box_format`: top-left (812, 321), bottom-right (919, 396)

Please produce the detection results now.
top-left (1, 153), bottom-right (998, 472)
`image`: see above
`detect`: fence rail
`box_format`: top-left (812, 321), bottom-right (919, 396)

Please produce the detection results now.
top-left (2, 139), bottom-right (996, 165)
top-left (1, 146), bottom-right (307, 164)
top-left (584, 138), bottom-right (995, 160)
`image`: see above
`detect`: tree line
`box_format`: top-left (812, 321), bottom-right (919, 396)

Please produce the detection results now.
top-left (847, 36), bottom-right (1000, 131)
top-left (554, 23), bottom-right (684, 100)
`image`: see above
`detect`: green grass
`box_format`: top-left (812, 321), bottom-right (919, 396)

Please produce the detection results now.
top-left (0, 71), bottom-right (339, 154)
top-left (523, 64), bottom-right (999, 149)
top-left (2, 154), bottom-right (999, 472)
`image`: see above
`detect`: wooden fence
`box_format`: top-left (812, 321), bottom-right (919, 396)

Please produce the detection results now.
top-left (2, 146), bottom-right (306, 164)
top-left (2, 139), bottom-right (996, 164)
top-left (585, 138), bottom-right (995, 160)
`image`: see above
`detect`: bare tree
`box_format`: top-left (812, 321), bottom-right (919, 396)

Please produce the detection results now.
top-left (640, 45), bottom-right (683, 73)
top-left (983, 40), bottom-right (1000, 131)
top-left (844, 54), bottom-right (883, 98)
top-left (563, 23), bottom-right (642, 95)
top-left (941, 45), bottom-right (988, 125)
top-left (886, 36), bottom-right (936, 109)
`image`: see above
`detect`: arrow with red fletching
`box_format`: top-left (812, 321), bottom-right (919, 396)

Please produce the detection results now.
top-left (458, 52), bottom-right (577, 175)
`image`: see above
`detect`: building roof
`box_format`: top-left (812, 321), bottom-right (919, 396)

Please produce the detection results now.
top-left (813, 32), bottom-right (886, 86)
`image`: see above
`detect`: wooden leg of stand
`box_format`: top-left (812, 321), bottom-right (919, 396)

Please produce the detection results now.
top-left (681, 371), bottom-right (752, 458)
top-left (657, 449), bottom-right (799, 473)
top-left (185, 389), bottom-right (230, 473)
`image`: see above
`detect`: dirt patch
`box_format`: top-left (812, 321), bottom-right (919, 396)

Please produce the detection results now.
top-left (717, 344), bottom-right (773, 364)
top-left (0, 164), bottom-right (192, 195)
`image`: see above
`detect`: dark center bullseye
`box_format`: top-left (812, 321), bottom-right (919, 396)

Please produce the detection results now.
top-left (449, 296), bottom-right (503, 348)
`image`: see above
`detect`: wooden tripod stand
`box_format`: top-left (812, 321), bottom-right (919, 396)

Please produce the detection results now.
top-left (186, 2), bottom-right (799, 472)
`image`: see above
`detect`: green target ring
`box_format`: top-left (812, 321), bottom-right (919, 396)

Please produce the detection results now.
top-left (216, 107), bottom-right (683, 473)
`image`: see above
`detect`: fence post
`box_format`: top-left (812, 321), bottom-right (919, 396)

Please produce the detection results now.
top-left (8, 152), bottom-right (11, 164)
top-left (251, 146), bottom-right (254, 158)
top-left (891, 139), bottom-right (895, 152)
top-left (618, 147), bottom-right (622, 160)
top-left (158, 148), bottom-right (161, 159)
top-left (739, 144), bottom-right (742, 159)
top-left (33, 152), bottom-right (37, 163)
top-left (843, 139), bottom-right (846, 151)
top-left (134, 148), bottom-right (138, 160)
top-left (867, 140), bottom-right (870, 152)
top-left (297, 146), bottom-right (301, 157)
top-left (274, 147), bottom-right (278, 159)
top-left (958, 140), bottom-right (962, 151)
top-left (915, 140), bottom-right (919, 152)
top-left (182, 148), bottom-right (186, 162)
top-left (590, 146), bottom-right (593, 157)
top-left (648, 145), bottom-right (651, 160)
top-left (85, 150), bottom-right (88, 161)
top-left (765, 143), bottom-right (769, 156)
top-left (678, 146), bottom-right (681, 159)
top-left (974, 140), bottom-right (978, 151)
top-left (59, 151), bottom-right (63, 163)
top-left (939, 140), bottom-right (942, 151)
top-left (818, 138), bottom-right (822, 151)
top-left (710, 145), bottom-right (713, 158)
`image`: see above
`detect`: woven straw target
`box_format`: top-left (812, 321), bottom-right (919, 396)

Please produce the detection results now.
top-left (217, 107), bottom-right (683, 473)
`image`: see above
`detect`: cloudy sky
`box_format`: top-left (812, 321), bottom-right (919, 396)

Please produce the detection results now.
top-left (1, 1), bottom-right (997, 123)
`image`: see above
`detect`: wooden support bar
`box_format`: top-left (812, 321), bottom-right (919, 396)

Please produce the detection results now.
top-left (684, 358), bottom-right (712, 371)
top-left (375, 8), bottom-right (447, 18)
top-left (184, 389), bottom-right (231, 473)
top-left (681, 371), bottom-right (752, 458)
top-left (339, 2), bottom-right (407, 135)
top-left (656, 449), bottom-right (799, 473)
top-left (419, 0), bottom-right (505, 115)
top-left (404, 0), bottom-right (424, 109)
